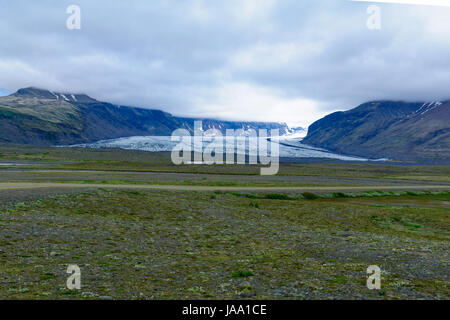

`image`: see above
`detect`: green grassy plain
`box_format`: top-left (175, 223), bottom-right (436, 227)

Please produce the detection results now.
top-left (0, 190), bottom-right (448, 299)
top-left (0, 144), bottom-right (448, 299)
top-left (1, 144), bottom-right (450, 179)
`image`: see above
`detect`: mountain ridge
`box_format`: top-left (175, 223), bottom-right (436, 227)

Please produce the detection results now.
top-left (13, 87), bottom-right (98, 103)
top-left (0, 87), bottom-right (291, 146)
top-left (303, 100), bottom-right (450, 163)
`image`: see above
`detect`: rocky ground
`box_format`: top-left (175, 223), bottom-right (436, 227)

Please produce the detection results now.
top-left (0, 189), bottom-right (448, 299)
top-left (0, 147), bottom-right (448, 299)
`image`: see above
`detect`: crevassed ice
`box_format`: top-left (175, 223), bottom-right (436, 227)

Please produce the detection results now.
top-left (69, 135), bottom-right (380, 162)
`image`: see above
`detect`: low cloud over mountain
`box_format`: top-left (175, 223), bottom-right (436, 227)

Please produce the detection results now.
top-left (1, 1), bottom-right (450, 126)
top-left (0, 87), bottom-right (288, 145)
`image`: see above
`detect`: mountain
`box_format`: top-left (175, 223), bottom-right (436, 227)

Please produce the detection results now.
top-left (284, 126), bottom-right (307, 138)
top-left (0, 87), bottom-right (289, 146)
top-left (302, 100), bottom-right (450, 163)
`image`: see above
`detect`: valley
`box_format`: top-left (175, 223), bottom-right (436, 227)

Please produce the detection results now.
top-left (0, 146), bottom-right (448, 299)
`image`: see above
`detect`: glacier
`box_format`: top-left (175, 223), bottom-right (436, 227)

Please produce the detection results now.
top-left (70, 135), bottom-right (384, 162)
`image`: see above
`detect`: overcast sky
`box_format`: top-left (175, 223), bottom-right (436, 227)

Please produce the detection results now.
top-left (1, 0), bottom-right (450, 127)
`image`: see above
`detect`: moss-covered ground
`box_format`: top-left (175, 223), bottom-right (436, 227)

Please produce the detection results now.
top-left (0, 190), bottom-right (448, 299)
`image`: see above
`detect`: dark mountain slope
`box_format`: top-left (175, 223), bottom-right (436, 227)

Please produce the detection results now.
top-left (303, 100), bottom-right (450, 163)
top-left (0, 87), bottom-right (289, 145)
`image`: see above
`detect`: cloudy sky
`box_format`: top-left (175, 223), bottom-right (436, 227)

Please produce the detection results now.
top-left (1, 0), bottom-right (450, 127)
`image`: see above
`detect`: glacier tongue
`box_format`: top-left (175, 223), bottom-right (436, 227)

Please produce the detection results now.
top-left (70, 135), bottom-right (374, 161)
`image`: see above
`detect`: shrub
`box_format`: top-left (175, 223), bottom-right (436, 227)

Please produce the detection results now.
top-left (264, 193), bottom-right (290, 200)
top-left (332, 192), bottom-right (347, 198)
top-left (231, 270), bottom-right (254, 278)
top-left (249, 202), bottom-right (259, 208)
top-left (301, 192), bottom-right (319, 200)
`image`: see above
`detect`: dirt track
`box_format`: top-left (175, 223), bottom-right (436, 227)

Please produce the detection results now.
top-left (0, 182), bottom-right (449, 193)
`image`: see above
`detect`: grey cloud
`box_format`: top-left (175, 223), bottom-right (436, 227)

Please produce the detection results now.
top-left (0, 0), bottom-right (449, 125)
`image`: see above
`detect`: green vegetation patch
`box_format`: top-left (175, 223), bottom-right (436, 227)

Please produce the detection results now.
top-left (231, 270), bottom-right (255, 278)
top-left (0, 189), bottom-right (448, 299)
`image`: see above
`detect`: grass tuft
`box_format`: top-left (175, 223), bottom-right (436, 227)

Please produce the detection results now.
top-left (301, 192), bottom-right (319, 200)
top-left (231, 270), bottom-right (254, 278)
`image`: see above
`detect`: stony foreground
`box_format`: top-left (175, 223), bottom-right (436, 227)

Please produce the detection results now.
top-left (0, 189), bottom-right (448, 299)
